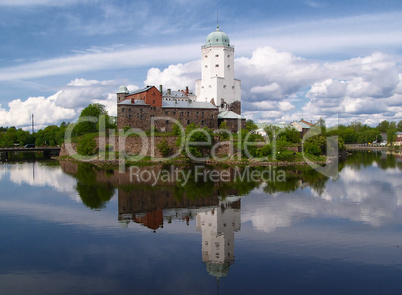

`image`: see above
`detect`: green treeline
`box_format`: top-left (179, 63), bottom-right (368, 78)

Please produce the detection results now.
top-left (328, 120), bottom-right (402, 144)
top-left (0, 103), bottom-right (115, 148)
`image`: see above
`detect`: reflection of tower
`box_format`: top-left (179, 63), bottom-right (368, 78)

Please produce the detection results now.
top-left (196, 197), bottom-right (241, 280)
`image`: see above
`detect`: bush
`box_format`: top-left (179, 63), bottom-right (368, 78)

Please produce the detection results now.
top-left (256, 144), bottom-right (272, 157)
top-left (157, 139), bottom-right (172, 157)
top-left (276, 150), bottom-right (296, 161)
top-left (304, 144), bottom-right (321, 156)
top-left (77, 134), bottom-right (97, 156)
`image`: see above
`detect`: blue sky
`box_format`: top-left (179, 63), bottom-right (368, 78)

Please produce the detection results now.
top-left (0, 0), bottom-right (402, 129)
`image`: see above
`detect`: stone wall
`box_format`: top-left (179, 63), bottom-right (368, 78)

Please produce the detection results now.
top-left (60, 135), bottom-right (233, 159)
top-left (219, 118), bottom-right (246, 133)
top-left (118, 104), bottom-right (219, 132)
top-left (228, 100), bottom-right (241, 115)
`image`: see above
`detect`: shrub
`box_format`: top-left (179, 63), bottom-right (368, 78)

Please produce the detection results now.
top-left (77, 134), bottom-right (97, 156)
top-left (157, 139), bottom-right (172, 157)
top-left (257, 144), bottom-right (272, 157)
top-left (304, 144), bottom-right (321, 156)
top-left (276, 150), bottom-right (296, 161)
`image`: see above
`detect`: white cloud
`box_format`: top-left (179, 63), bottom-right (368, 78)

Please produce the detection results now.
top-left (144, 61), bottom-right (201, 91)
top-left (0, 44), bottom-right (200, 82)
top-left (0, 78), bottom-right (128, 129)
top-left (0, 95), bottom-right (77, 128)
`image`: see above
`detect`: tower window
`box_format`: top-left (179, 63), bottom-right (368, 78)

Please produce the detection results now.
top-left (227, 54), bottom-right (230, 58)
top-left (204, 55), bottom-right (208, 58)
top-left (223, 85), bottom-right (226, 88)
top-left (227, 65), bottom-right (231, 69)
top-left (215, 54), bottom-right (219, 57)
top-left (215, 64), bottom-right (219, 67)
top-left (205, 65), bottom-right (208, 68)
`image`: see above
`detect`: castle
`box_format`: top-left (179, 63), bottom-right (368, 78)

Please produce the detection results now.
top-left (117, 26), bottom-right (245, 133)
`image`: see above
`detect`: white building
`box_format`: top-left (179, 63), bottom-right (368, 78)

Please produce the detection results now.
top-left (196, 197), bottom-right (241, 279)
top-left (196, 26), bottom-right (241, 114)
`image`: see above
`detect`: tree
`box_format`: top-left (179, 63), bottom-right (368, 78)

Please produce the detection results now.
top-left (77, 134), bottom-right (98, 156)
top-left (74, 103), bottom-right (114, 136)
top-left (397, 120), bottom-right (402, 132)
top-left (376, 120), bottom-right (390, 132)
top-left (387, 129), bottom-right (397, 145)
top-left (350, 121), bottom-right (363, 132)
top-left (245, 120), bottom-right (258, 132)
top-left (317, 117), bottom-right (326, 134)
top-left (264, 124), bottom-right (281, 143)
top-left (277, 126), bottom-right (300, 144)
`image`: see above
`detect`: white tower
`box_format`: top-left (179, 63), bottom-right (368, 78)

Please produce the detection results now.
top-left (196, 26), bottom-right (241, 114)
top-left (196, 198), bottom-right (241, 279)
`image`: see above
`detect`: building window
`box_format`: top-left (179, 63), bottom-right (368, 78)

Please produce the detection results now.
top-left (122, 108), bottom-right (125, 112)
top-left (202, 111), bottom-right (204, 118)
top-left (196, 111), bottom-right (199, 116)
top-left (204, 55), bottom-right (208, 58)
top-left (223, 85), bottom-right (226, 88)
top-left (204, 65), bottom-right (208, 68)
top-left (215, 64), bottom-right (219, 67)
top-left (165, 111), bottom-right (168, 115)
top-left (201, 120), bottom-right (204, 125)
top-left (187, 111), bottom-right (189, 116)
top-left (201, 86), bottom-right (204, 89)
top-left (166, 120), bottom-right (169, 124)
top-left (128, 115), bottom-right (131, 119)
top-left (215, 54), bottom-right (219, 57)
top-left (227, 54), bottom-right (230, 58)
top-left (216, 39), bottom-right (218, 42)
top-left (153, 100), bottom-right (155, 104)
top-left (140, 115), bottom-right (143, 120)
top-left (227, 65), bottom-right (230, 69)
top-left (180, 112), bottom-right (183, 117)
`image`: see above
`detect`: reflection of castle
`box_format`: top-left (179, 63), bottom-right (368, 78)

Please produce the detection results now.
top-left (196, 197), bottom-right (241, 279)
top-left (118, 186), bottom-right (241, 279)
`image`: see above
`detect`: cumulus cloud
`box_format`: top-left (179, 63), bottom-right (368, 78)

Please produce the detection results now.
top-left (144, 60), bottom-right (201, 91)
top-left (137, 46), bottom-right (402, 124)
top-left (0, 78), bottom-right (128, 129)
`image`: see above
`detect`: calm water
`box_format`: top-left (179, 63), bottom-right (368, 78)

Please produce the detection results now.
top-left (1, 150), bottom-right (402, 294)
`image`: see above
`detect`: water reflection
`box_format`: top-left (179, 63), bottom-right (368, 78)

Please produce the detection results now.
top-left (57, 150), bottom-right (402, 280)
top-left (2, 151), bottom-right (402, 293)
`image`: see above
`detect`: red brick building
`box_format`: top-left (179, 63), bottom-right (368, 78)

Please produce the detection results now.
top-left (116, 85), bottom-right (233, 132)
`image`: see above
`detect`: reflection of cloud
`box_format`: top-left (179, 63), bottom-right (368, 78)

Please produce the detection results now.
top-left (243, 165), bottom-right (402, 233)
top-left (7, 163), bottom-right (80, 202)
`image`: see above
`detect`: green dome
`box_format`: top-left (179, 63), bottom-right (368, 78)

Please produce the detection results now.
top-left (205, 26), bottom-right (230, 47)
top-left (117, 85), bottom-right (129, 94)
